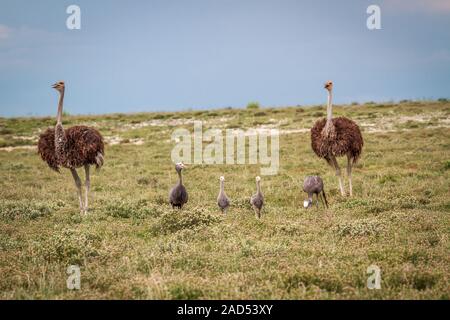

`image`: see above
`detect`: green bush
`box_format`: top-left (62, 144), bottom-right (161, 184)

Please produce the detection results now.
top-left (254, 111), bottom-right (267, 117)
top-left (151, 207), bottom-right (220, 235)
top-left (37, 228), bottom-right (101, 265)
top-left (246, 101), bottom-right (260, 110)
top-left (444, 160), bottom-right (450, 170)
top-left (335, 218), bottom-right (384, 237)
top-left (105, 200), bottom-right (164, 219)
top-left (0, 200), bottom-right (62, 221)
top-left (169, 284), bottom-right (203, 299)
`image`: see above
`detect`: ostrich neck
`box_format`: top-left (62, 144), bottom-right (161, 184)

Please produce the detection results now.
top-left (326, 90), bottom-right (333, 122)
top-left (178, 171), bottom-right (183, 185)
top-left (256, 181), bottom-right (261, 193)
top-left (55, 90), bottom-right (67, 162)
top-left (56, 89), bottom-right (65, 124)
top-left (323, 90), bottom-right (335, 137)
top-left (220, 181), bottom-right (225, 194)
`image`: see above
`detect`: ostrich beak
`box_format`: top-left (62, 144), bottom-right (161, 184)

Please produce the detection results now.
top-left (52, 83), bottom-right (58, 88)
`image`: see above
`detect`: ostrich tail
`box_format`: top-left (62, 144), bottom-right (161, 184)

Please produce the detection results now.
top-left (95, 152), bottom-right (104, 170)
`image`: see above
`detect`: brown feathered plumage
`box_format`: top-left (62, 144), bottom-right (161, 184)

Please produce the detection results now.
top-left (38, 126), bottom-right (104, 172)
top-left (311, 117), bottom-right (363, 164)
top-left (310, 81), bottom-right (364, 197)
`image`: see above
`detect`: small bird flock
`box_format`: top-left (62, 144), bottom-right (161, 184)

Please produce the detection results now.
top-left (38, 80), bottom-right (363, 218)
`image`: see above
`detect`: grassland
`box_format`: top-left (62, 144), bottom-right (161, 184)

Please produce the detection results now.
top-left (0, 100), bottom-right (449, 299)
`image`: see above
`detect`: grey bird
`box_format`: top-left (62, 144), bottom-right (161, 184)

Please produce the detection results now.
top-left (250, 176), bottom-right (264, 218)
top-left (169, 162), bottom-right (188, 209)
top-left (303, 175), bottom-right (328, 209)
top-left (217, 176), bottom-right (230, 214)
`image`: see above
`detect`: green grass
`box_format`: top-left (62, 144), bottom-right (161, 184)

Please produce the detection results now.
top-left (0, 100), bottom-right (449, 299)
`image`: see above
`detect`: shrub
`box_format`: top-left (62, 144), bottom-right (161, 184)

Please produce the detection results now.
top-left (444, 160), bottom-right (450, 170)
top-left (411, 272), bottom-right (438, 290)
top-left (282, 273), bottom-right (343, 293)
top-left (36, 228), bottom-right (101, 265)
top-left (105, 200), bottom-right (164, 219)
top-left (169, 284), bottom-right (203, 299)
top-left (335, 218), bottom-right (384, 237)
top-left (151, 207), bottom-right (220, 235)
top-left (136, 177), bottom-right (151, 186)
top-left (0, 200), bottom-right (62, 221)
top-left (246, 101), bottom-right (260, 110)
top-left (254, 111), bottom-right (267, 117)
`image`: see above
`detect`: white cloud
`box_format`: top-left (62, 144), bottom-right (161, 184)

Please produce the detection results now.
top-left (0, 24), bottom-right (12, 40)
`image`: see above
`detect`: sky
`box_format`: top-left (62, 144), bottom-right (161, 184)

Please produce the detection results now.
top-left (0, 0), bottom-right (449, 117)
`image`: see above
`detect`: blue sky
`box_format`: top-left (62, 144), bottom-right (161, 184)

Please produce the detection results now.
top-left (0, 0), bottom-right (449, 117)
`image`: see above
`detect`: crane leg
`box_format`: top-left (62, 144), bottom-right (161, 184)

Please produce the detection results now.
top-left (347, 155), bottom-right (353, 197)
top-left (84, 165), bottom-right (90, 214)
top-left (330, 156), bottom-right (345, 196)
top-left (70, 168), bottom-right (84, 213)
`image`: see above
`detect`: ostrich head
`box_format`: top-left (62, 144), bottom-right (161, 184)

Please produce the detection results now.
top-left (52, 81), bottom-right (65, 94)
top-left (219, 176), bottom-right (225, 182)
top-left (175, 162), bottom-right (185, 173)
top-left (255, 176), bottom-right (261, 182)
top-left (324, 81), bottom-right (333, 91)
top-left (303, 199), bottom-right (313, 209)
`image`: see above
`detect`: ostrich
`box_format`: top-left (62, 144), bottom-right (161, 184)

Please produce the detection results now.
top-left (169, 162), bottom-right (188, 209)
top-left (250, 176), bottom-right (264, 219)
top-left (303, 176), bottom-right (328, 209)
top-left (311, 81), bottom-right (363, 196)
top-left (217, 176), bottom-right (230, 214)
top-left (37, 81), bottom-right (104, 214)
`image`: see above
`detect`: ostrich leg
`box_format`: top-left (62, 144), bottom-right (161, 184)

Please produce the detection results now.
top-left (330, 156), bottom-right (345, 196)
top-left (70, 168), bottom-right (84, 213)
top-left (347, 155), bottom-right (353, 197)
top-left (84, 165), bottom-right (90, 214)
top-left (319, 193), bottom-right (325, 208)
top-left (255, 208), bottom-right (261, 219)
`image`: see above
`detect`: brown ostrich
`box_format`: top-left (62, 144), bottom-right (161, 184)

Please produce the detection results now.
top-left (311, 81), bottom-right (363, 196)
top-left (38, 81), bottom-right (104, 213)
